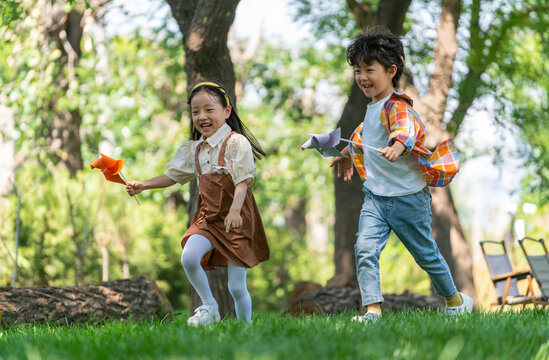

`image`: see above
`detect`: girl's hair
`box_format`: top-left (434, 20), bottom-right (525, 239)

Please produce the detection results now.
top-left (346, 27), bottom-right (405, 90)
top-left (187, 82), bottom-right (266, 159)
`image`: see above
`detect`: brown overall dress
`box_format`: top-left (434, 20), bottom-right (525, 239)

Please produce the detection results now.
top-left (181, 132), bottom-right (269, 270)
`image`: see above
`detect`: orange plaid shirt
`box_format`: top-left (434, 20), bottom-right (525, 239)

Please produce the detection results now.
top-left (349, 93), bottom-right (459, 187)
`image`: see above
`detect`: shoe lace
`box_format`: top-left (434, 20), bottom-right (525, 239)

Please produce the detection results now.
top-left (363, 312), bottom-right (380, 322)
top-left (193, 306), bottom-right (211, 317)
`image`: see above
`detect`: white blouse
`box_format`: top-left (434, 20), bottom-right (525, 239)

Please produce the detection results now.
top-left (165, 123), bottom-right (256, 186)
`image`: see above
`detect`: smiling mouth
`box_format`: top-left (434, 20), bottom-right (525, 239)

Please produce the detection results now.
top-left (200, 123), bottom-right (212, 131)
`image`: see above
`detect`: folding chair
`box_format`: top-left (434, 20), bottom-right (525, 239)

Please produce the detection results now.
top-left (518, 237), bottom-right (549, 306)
top-left (479, 240), bottom-right (537, 308)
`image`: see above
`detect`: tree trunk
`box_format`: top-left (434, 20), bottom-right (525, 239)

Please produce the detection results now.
top-left (411, 0), bottom-right (462, 146)
top-left (328, 83), bottom-right (365, 287)
top-left (76, 211), bottom-right (92, 286)
top-left (287, 286), bottom-right (443, 316)
top-left (430, 187), bottom-right (475, 297)
top-left (33, 215), bottom-right (49, 286)
top-left (165, 0), bottom-right (240, 319)
top-left (117, 231), bottom-right (131, 279)
top-left (0, 275), bottom-right (173, 324)
top-left (408, 0), bottom-right (476, 298)
top-left (97, 227), bottom-right (110, 282)
top-left (11, 183), bottom-right (21, 287)
top-left (42, 3), bottom-right (85, 176)
top-left (101, 245), bottom-right (109, 282)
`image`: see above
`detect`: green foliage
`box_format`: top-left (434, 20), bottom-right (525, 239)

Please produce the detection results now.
top-left (0, 160), bottom-right (190, 305)
top-left (0, 0), bottom-right (25, 29)
top-left (291, 0), bottom-right (358, 42)
top-left (1, 311), bottom-right (549, 359)
top-left (0, 1), bottom-right (191, 307)
top-left (488, 25), bottom-right (549, 205)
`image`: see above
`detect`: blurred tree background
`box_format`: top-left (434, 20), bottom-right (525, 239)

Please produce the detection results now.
top-left (1, 0), bottom-right (548, 311)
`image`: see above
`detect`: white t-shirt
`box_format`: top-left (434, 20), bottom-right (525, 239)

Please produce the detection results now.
top-left (362, 95), bottom-right (426, 196)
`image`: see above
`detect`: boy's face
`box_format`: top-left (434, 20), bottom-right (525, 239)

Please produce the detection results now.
top-left (354, 59), bottom-right (396, 104)
top-left (190, 90), bottom-right (231, 139)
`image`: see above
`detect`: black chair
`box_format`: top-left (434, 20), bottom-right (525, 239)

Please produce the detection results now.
top-left (480, 240), bottom-right (537, 308)
top-left (518, 237), bottom-right (549, 306)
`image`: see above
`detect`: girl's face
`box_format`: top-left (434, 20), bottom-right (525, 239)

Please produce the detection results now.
top-left (190, 90), bottom-right (231, 139)
top-left (354, 59), bottom-right (396, 104)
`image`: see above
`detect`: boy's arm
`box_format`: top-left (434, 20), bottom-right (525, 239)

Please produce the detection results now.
top-left (380, 141), bottom-right (405, 162)
top-left (386, 101), bottom-right (417, 156)
top-left (330, 146), bottom-right (354, 181)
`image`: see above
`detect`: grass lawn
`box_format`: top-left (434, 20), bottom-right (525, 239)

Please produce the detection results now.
top-left (0, 310), bottom-right (548, 360)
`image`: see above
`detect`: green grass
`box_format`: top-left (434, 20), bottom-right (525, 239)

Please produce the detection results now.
top-left (1, 310), bottom-right (548, 360)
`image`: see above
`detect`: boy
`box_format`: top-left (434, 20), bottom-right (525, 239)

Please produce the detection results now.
top-left (331, 28), bottom-right (473, 323)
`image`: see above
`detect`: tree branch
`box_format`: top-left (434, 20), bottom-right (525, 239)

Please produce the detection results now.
top-left (0, 233), bottom-right (15, 263)
top-left (448, 3), bottom-right (546, 136)
top-left (346, 0), bottom-right (374, 29)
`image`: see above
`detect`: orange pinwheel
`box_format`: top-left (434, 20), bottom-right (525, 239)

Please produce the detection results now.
top-left (90, 149), bottom-right (140, 205)
top-left (90, 151), bottom-right (126, 185)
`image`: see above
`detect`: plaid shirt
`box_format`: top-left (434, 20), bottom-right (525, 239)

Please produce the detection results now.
top-left (349, 93), bottom-right (459, 187)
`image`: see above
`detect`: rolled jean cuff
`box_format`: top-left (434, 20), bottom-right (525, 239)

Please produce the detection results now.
top-left (362, 295), bottom-right (384, 307)
top-left (437, 287), bottom-right (458, 298)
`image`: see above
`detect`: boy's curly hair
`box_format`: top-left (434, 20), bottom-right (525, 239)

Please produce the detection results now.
top-left (346, 27), bottom-right (405, 90)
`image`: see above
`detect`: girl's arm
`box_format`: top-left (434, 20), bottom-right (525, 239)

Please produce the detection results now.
top-left (224, 181), bottom-right (248, 232)
top-left (126, 174), bottom-right (176, 196)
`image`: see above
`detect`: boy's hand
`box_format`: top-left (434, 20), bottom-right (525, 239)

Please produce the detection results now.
top-left (126, 181), bottom-right (144, 196)
top-left (330, 156), bottom-right (354, 182)
top-left (224, 209), bottom-right (242, 232)
top-left (380, 142), bottom-right (405, 162)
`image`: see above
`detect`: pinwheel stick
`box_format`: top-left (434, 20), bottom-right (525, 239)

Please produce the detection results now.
top-left (119, 172), bottom-right (141, 206)
top-left (339, 139), bottom-right (382, 153)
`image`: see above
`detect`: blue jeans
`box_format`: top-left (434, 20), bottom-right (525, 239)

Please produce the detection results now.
top-left (355, 186), bottom-right (457, 306)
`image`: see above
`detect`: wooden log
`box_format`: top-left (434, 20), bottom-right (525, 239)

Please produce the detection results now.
top-left (287, 286), bottom-right (444, 316)
top-left (0, 275), bottom-right (173, 325)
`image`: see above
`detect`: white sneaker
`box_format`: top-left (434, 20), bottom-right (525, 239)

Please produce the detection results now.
top-left (444, 292), bottom-right (474, 316)
top-left (187, 305), bottom-right (221, 327)
top-left (351, 310), bottom-right (381, 324)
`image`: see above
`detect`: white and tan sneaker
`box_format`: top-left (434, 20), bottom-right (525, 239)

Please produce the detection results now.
top-left (187, 305), bottom-right (221, 327)
top-left (351, 310), bottom-right (381, 324)
top-left (444, 292), bottom-right (474, 316)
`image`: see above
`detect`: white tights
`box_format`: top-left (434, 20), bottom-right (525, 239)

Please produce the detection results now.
top-left (181, 234), bottom-right (252, 323)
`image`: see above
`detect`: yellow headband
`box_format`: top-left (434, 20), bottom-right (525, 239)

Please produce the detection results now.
top-left (191, 82), bottom-right (230, 106)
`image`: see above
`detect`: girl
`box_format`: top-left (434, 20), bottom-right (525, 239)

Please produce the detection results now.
top-left (126, 82), bottom-right (269, 326)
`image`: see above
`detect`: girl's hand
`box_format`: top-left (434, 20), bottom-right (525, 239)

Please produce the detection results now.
top-left (330, 156), bottom-right (354, 182)
top-left (224, 209), bottom-right (242, 232)
top-left (126, 181), bottom-right (144, 196)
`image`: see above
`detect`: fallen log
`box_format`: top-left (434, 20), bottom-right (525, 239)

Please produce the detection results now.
top-left (287, 286), bottom-right (444, 316)
top-left (0, 275), bottom-right (173, 325)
